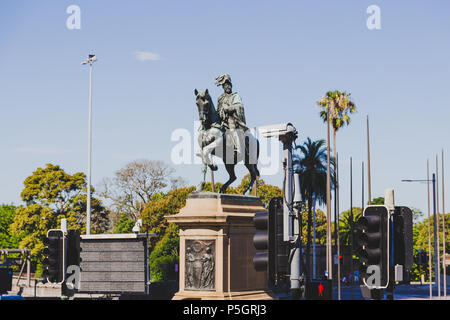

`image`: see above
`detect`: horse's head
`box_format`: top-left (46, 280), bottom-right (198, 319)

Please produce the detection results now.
top-left (194, 88), bottom-right (213, 128)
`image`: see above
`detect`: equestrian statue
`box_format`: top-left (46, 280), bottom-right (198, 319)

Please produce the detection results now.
top-left (194, 74), bottom-right (260, 195)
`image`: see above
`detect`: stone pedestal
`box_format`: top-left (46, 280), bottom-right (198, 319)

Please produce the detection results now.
top-left (166, 191), bottom-right (275, 300)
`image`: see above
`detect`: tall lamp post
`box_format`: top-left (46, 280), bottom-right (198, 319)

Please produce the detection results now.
top-left (81, 54), bottom-right (97, 235)
top-left (402, 173), bottom-right (438, 298)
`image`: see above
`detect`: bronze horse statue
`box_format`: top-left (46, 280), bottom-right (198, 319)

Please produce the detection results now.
top-left (194, 89), bottom-right (260, 195)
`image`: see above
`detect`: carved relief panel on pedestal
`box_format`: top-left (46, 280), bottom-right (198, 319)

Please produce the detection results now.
top-left (185, 240), bottom-right (215, 291)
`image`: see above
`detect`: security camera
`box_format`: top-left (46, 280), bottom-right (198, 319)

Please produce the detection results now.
top-left (132, 219), bottom-right (143, 234)
top-left (259, 123), bottom-right (297, 143)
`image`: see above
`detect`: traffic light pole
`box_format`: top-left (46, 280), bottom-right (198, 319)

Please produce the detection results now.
top-left (432, 173), bottom-right (439, 296)
top-left (259, 123), bottom-right (303, 298)
top-left (386, 213), bottom-right (395, 300)
top-left (282, 135), bottom-right (302, 297)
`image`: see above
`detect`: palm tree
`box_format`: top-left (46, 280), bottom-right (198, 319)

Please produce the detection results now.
top-left (318, 90), bottom-right (357, 279)
top-left (293, 138), bottom-right (334, 279)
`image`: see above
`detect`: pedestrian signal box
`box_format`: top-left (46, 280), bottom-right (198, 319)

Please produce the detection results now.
top-left (305, 279), bottom-right (332, 300)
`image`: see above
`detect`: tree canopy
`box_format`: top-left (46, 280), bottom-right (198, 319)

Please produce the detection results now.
top-left (318, 90), bottom-right (357, 133)
top-left (0, 204), bottom-right (20, 249)
top-left (10, 164), bottom-right (110, 260)
top-left (99, 160), bottom-right (186, 224)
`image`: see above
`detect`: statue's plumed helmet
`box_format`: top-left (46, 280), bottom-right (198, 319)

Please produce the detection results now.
top-left (215, 74), bottom-right (232, 86)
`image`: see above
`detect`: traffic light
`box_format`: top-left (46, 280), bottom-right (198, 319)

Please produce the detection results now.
top-left (418, 250), bottom-right (428, 266)
top-left (393, 206), bottom-right (413, 283)
top-left (253, 197), bottom-right (289, 287)
top-left (253, 210), bottom-right (273, 273)
top-left (66, 229), bottom-right (81, 268)
top-left (421, 251), bottom-right (428, 266)
top-left (356, 205), bottom-right (389, 288)
top-left (268, 197), bottom-right (289, 285)
top-left (43, 229), bottom-right (65, 283)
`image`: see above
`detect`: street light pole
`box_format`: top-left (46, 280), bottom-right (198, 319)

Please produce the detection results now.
top-left (402, 172), bottom-right (439, 298)
top-left (82, 54), bottom-right (97, 235)
top-left (432, 173), bottom-right (440, 297)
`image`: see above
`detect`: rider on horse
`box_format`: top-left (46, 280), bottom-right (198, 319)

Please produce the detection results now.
top-left (215, 74), bottom-right (248, 162)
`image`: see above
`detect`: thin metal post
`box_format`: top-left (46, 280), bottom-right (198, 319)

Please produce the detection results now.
top-left (326, 109), bottom-right (332, 279)
top-left (146, 228), bottom-right (150, 295)
top-left (432, 174), bottom-right (439, 296)
top-left (27, 253), bottom-right (30, 287)
top-left (312, 194), bottom-right (316, 279)
top-left (284, 141), bottom-right (300, 294)
top-left (86, 61), bottom-right (93, 235)
top-left (436, 156), bottom-right (441, 297)
top-left (350, 157), bottom-right (354, 300)
top-left (336, 153), bottom-right (341, 300)
top-left (442, 150), bottom-right (447, 297)
top-left (362, 161), bottom-right (364, 208)
top-left (427, 160), bottom-right (433, 298)
top-left (366, 116), bottom-right (372, 205)
top-left (253, 126), bottom-right (257, 196)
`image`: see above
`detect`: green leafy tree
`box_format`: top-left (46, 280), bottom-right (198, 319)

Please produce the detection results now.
top-left (113, 213), bottom-right (135, 234)
top-left (371, 197), bottom-right (385, 205)
top-left (0, 204), bottom-right (20, 249)
top-left (411, 208), bottom-right (424, 223)
top-left (338, 207), bottom-right (363, 247)
top-left (413, 214), bottom-right (450, 276)
top-left (318, 91), bottom-right (357, 183)
top-left (234, 174), bottom-right (283, 209)
top-left (149, 223), bottom-right (179, 282)
top-left (10, 164), bottom-right (110, 260)
top-left (318, 91), bottom-right (356, 180)
top-left (300, 208), bottom-right (327, 245)
top-left (140, 186), bottom-right (196, 253)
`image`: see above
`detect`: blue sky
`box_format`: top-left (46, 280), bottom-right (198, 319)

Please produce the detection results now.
top-left (1, 1), bottom-right (449, 218)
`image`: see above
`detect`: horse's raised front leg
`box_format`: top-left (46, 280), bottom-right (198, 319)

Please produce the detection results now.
top-left (196, 162), bottom-right (208, 192)
top-left (203, 136), bottom-right (222, 172)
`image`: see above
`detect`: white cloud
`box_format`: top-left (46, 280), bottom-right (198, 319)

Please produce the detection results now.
top-left (134, 51), bottom-right (161, 61)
